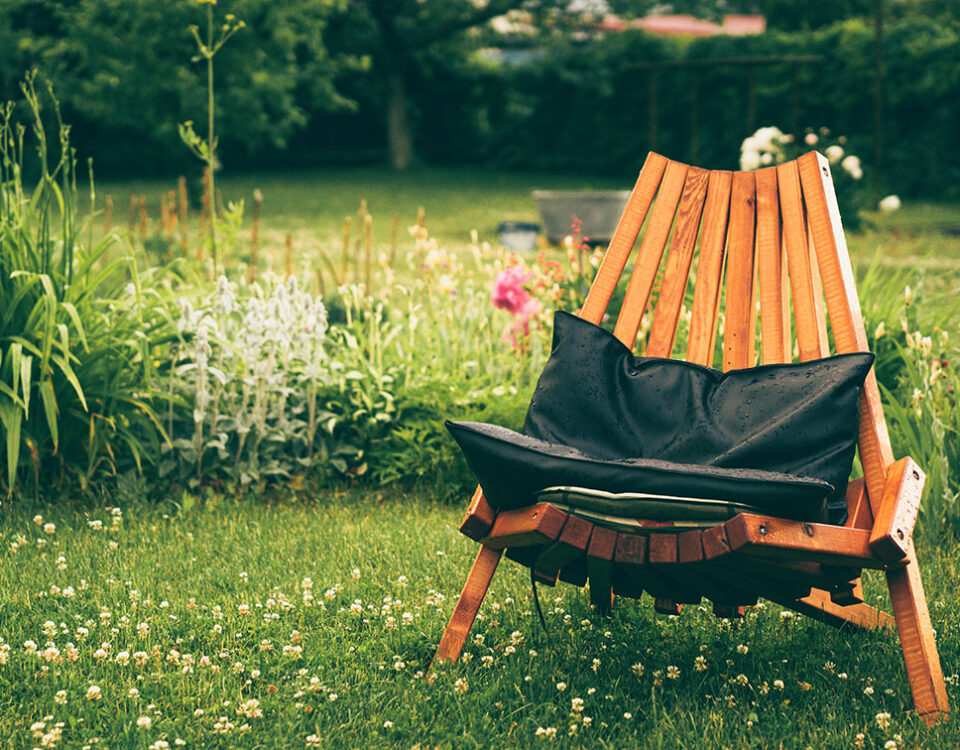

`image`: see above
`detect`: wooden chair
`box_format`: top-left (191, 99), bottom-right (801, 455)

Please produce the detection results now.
top-left (434, 151), bottom-right (949, 725)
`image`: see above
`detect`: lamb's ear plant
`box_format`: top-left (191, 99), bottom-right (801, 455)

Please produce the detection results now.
top-left (0, 74), bottom-right (176, 496)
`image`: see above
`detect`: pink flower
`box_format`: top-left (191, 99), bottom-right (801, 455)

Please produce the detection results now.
top-left (491, 266), bottom-right (532, 314)
top-left (503, 298), bottom-right (543, 348)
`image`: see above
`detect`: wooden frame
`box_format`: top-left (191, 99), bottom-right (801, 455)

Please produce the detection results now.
top-left (433, 151), bottom-right (949, 726)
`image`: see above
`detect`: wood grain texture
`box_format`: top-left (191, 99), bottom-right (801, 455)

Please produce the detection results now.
top-left (687, 170), bottom-right (733, 365)
top-left (534, 514), bottom-right (594, 579)
top-left (459, 486), bottom-right (497, 541)
top-left (433, 545), bottom-right (502, 665)
top-left (481, 504), bottom-right (567, 550)
top-left (755, 166), bottom-right (788, 364)
top-left (646, 167), bottom-right (709, 357)
top-left (722, 514), bottom-right (887, 569)
top-left (777, 160), bottom-right (826, 362)
top-left (587, 526), bottom-right (618, 613)
top-left (581, 152), bottom-right (668, 324)
top-left (887, 547), bottom-right (950, 723)
top-left (797, 151), bottom-right (894, 508)
top-left (780, 587), bottom-right (894, 631)
top-left (722, 171), bottom-right (757, 371)
top-left (613, 160), bottom-right (688, 347)
top-left (870, 457), bottom-right (924, 563)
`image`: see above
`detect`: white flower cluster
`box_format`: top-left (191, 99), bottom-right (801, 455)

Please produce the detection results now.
top-left (739, 126), bottom-right (792, 171)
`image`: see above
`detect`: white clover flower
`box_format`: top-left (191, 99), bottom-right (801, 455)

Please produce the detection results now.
top-left (137, 716), bottom-right (152, 729)
top-left (86, 685), bottom-right (102, 701)
top-left (805, 132), bottom-right (818, 146)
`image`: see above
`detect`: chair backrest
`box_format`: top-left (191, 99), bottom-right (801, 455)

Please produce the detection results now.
top-left (579, 151), bottom-right (893, 530)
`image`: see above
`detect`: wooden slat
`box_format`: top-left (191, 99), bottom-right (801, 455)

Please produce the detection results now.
top-left (646, 167), bottom-right (709, 356)
top-left (586, 526), bottom-right (618, 612)
top-left (846, 477), bottom-right (873, 530)
top-left (807, 221), bottom-right (832, 357)
top-left (481, 504), bottom-right (567, 550)
top-left (777, 160), bottom-right (826, 362)
top-left (612, 533), bottom-right (648, 598)
top-left (774, 587), bottom-right (894, 631)
top-left (433, 545), bottom-right (503, 665)
top-left (721, 513), bottom-right (888, 569)
top-left (581, 153), bottom-right (668, 324)
top-left (613, 160), bottom-right (688, 346)
top-left (534, 515), bottom-right (593, 579)
top-left (870, 457), bottom-right (924, 563)
top-left (797, 151), bottom-right (894, 508)
top-left (722, 171), bottom-right (757, 371)
top-left (460, 486), bottom-right (497, 541)
top-left (687, 170), bottom-right (733, 365)
top-left (755, 166), bottom-right (788, 364)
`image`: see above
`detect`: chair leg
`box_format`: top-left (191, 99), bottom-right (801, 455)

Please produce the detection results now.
top-left (432, 545), bottom-right (502, 667)
top-left (887, 548), bottom-right (950, 726)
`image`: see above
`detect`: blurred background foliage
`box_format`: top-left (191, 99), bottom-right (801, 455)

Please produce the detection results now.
top-left (1, 0), bottom-right (959, 197)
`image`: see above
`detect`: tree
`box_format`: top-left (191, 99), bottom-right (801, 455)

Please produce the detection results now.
top-left (330, 0), bottom-right (554, 170)
top-left (3, 0), bottom-right (348, 174)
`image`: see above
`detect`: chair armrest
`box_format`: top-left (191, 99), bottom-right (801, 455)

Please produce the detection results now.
top-left (868, 457), bottom-right (925, 563)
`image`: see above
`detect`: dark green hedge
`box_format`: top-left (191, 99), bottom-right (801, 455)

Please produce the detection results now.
top-left (409, 17), bottom-right (960, 199)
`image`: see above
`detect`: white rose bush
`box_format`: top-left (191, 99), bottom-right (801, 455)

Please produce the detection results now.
top-left (739, 125), bottom-right (869, 230)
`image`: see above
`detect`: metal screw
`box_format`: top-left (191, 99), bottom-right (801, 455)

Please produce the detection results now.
top-left (897, 529), bottom-right (905, 540)
top-left (803, 523), bottom-right (815, 537)
top-left (759, 525), bottom-right (768, 536)
top-left (531, 512), bottom-right (538, 520)
top-left (912, 470), bottom-right (920, 480)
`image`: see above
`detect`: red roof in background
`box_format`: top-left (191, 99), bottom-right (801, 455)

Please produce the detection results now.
top-left (598, 13), bottom-right (766, 37)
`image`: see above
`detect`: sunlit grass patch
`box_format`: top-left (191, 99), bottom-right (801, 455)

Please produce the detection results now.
top-left (1, 491), bottom-right (959, 748)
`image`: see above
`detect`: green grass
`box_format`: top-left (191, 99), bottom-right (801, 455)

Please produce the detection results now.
top-left (93, 166), bottom-right (624, 250)
top-left (1, 490), bottom-right (959, 749)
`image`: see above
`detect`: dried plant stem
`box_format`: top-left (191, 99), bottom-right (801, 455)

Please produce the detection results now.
top-left (317, 244), bottom-right (340, 289)
top-left (364, 214), bottom-right (374, 295)
top-left (389, 211), bottom-right (399, 265)
top-left (103, 194), bottom-right (113, 235)
top-left (178, 175), bottom-right (189, 250)
top-left (127, 192), bottom-right (137, 236)
top-left (138, 196), bottom-right (147, 241)
top-left (248, 188), bottom-right (262, 284)
top-left (285, 232), bottom-right (294, 279)
top-left (341, 216), bottom-right (352, 285)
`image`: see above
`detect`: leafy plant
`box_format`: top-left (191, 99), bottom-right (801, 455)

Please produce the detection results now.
top-left (0, 75), bottom-right (175, 496)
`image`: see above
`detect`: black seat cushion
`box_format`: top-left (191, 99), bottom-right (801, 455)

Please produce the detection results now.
top-left (448, 312), bottom-right (875, 524)
top-left (446, 421), bottom-right (835, 521)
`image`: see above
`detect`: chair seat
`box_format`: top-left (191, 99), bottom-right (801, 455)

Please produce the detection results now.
top-left (477, 501), bottom-right (891, 611)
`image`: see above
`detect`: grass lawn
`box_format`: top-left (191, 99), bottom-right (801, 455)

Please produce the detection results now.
top-left (1, 490), bottom-right (959, 749)
top-left (93, 166), bottom-right (626, 250)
